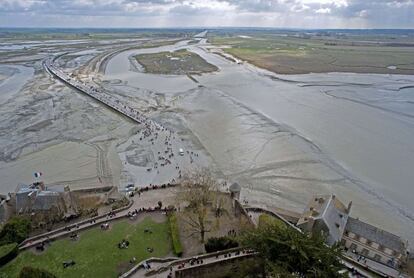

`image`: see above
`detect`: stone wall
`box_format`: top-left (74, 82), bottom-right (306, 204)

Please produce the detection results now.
top-left (175, 254), bottom-right (264, 278)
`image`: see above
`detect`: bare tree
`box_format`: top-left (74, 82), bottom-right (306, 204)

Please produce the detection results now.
top-left (178, 170), bottom-right (219, 243)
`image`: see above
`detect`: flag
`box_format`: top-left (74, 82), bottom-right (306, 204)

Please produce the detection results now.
top-left (34, 172), bottom-right (42, 178)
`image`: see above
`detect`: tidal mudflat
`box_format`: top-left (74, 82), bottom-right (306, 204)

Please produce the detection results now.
top-left (101, 39), bottom-right (414, 245)
top-left (1, 33), bottom-right (414, 246)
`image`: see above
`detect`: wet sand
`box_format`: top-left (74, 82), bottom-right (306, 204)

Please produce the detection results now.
top-left (99, 39), bottom-right (414, 245)
top-left (1, 36), bottom-right (414, 247)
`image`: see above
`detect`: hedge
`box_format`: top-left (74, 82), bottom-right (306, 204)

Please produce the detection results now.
top-left (0, 242), bottom-right (18, 266)
top-left (168, 213), bottom-right (183, 257)
top-left (0, 216), bottom-right (31, 246)
top-left (19, 266), bottom-right (56, 278)
top-left (205, 236), bottom-right (239, 253)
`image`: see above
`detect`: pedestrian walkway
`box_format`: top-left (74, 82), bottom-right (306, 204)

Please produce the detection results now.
top-left (44, 58), bottom-right (164, 131)
top-left (127, 248), bottom-right (257, 278)
top-left (19, 186), bottom-right (179, 250)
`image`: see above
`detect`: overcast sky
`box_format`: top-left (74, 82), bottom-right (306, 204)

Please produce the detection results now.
top-left (0, 0), bottom-right (413, 29)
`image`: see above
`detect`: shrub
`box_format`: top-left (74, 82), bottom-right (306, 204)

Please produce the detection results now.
top-left (205, 236), bottom-right (239, 253)
top-left (0, 216), bottom-right (31, 245)
top-left (18, 266), bottom-right (56, 278)
top-left (168, 213), bottom-right (183, 257)
top-left (111, 197), bottom-right (129, 210)
top-left (0, 243), bottom-right (18, 266)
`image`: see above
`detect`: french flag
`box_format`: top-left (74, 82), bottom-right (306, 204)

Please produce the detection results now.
top-left (34, 172), bottom-right (42, 178)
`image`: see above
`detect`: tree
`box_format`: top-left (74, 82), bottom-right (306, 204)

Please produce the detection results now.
top-left (0, 216), bottom-right (31, 245)
top-left (178, 170), bottom-right (218, 243)
top-left (240, 221), bottom-right (346, 277)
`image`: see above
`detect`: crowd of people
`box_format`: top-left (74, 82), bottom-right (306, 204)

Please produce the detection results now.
top-left (162, 249), bottom-right (256, 277)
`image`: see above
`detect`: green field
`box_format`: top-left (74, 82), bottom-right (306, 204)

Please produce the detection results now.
top-left (0, 217), bottom-right (172, 278)
top-left (209, 35), bottom-right (414, 75)
top-left (135, 49), bottom-right (218, 75)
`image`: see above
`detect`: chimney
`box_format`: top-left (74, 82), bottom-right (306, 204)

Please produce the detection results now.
top-left (347, 201), bottom-right (353, 213)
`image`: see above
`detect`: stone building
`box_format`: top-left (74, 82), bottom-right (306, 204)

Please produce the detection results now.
top-left (342, 217), bottom-right (408, 269)
top-left (297, 194), bottom-right (351, 246)
top-left (229, 182), bottom-right (241, 200)
top-left (15, 182), bottom-right (64, 214)
top-left (297, 194), bottom-right (408, 270)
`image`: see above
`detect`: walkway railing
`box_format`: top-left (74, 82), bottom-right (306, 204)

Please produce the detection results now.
top-left (18, 199), bottom-right (134, 250)
top-left (43, 58), bottom-right (168, 133)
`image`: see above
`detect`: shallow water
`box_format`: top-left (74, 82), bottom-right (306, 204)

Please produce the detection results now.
top-left (105, 41), bottom-right (197, 93)
top-left (0, 65), bottom-right (34, 104)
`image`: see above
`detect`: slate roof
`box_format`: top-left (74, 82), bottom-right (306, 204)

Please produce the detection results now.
top-left (346, 217), bottom-right (406, 253)
top-left (229, 182), bottom-right (241, 192)
top-left (300, 195), bottom-right (349, 245)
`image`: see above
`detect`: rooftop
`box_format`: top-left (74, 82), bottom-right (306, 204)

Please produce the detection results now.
top-left (229, 182), bottom-right (241, 193)
top-left (297, 194), bottom-right (351, 245)
top-left (345, 217), bottom-right (406, 253)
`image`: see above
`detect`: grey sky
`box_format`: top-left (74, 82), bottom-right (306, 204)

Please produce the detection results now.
top-left (0, 0), bottom-right (413, 28)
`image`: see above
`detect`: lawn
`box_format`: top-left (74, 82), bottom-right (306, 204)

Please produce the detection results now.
top-left (0, 217), bottom-right (172, 278)
top-left (258, 214), bottom-right (286, 228)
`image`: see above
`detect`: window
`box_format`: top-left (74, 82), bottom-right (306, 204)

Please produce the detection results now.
top-left (361, 248), bottom-right (369, 256)
top-left (350, 243), bottom-right (357, 251)
top-left (373, 254), bottom-right (382, 262)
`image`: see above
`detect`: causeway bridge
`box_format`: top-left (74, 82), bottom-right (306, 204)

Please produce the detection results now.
top-left (43, 57), bottom-right (164, 131)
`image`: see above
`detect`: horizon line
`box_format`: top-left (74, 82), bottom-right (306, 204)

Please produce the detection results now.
top-left (1, 26), bottom-right (414, 31)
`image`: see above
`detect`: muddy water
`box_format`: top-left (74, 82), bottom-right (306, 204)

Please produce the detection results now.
top-left (105, 41), bottom-right (197, 93)
top-left (0, 65), bottom-right (34, 104)
top-left (103, 40), bottom-right (414, 245)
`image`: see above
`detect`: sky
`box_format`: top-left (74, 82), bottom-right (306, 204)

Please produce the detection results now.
top-left (0, 0), bottom-right (413, 29)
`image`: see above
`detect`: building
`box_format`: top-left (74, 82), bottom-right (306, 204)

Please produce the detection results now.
top-left (297, 194), bottom-right (409, 271)
top-left (229, 182), bottom-right (241, 200)
top-left (15, 182), bottom-right (64, 213)
top-left (297, 194), bottom-right (351, 246)
top-left (342, 217), bottom-right (408, 269)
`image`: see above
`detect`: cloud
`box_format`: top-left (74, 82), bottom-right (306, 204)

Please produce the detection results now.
top-left (0, 0), bottom-right (413, 28)
top-left (315, 7), bottom-right (331, 14)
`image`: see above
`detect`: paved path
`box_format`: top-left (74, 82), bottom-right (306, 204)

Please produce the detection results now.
top-left (44, 58), bottom-right (163, 130)
top-left (128, 248), bottom-right (256, 278)
top-left (19, 186), bottom-right (180, 250)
